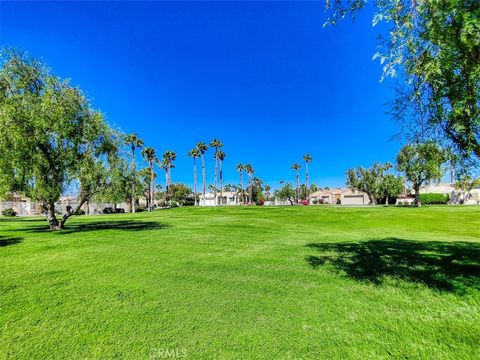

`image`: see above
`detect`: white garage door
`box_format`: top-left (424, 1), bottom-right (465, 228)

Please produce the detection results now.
top-left (342, 195), bottom-right (364, 205)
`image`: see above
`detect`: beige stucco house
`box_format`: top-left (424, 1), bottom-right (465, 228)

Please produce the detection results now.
top-left (308, 188), bottom-right (370, 205)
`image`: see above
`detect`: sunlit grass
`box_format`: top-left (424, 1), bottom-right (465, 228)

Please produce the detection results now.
top-left (1, 206), bottom-right (479, 359)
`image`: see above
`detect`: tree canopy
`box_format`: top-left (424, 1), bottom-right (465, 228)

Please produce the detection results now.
top-left (326, 1), bottom-right (480, 158)
top-left (396, 142), bottom-right (445, 206)
top-left (0, 50), bottom-right (118, 229)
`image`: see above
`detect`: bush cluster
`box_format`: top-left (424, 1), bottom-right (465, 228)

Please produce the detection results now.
top-left (2, 208), bottom-right (17, 217)
top-left (419, 193), bottom-right (449, 204)
top-left (103, 207), bottom-right (126, 214)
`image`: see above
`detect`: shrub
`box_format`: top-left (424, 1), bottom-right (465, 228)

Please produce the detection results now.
top-left (256, 199), bottom-right (264, 206)
top-left (299, 199), bottom-right (309, 206)
top-left (419, 193), bottom-right (449, 205)
top-left (312, 199), bottom-right (318, 205)
top-left (318, 198), bottom-right (325, 205)
top-left (103, 207), bottom-right (114, 214)
top-left (75, 209), bottom-right (86, 215)
top-left (136, 205), bottom-right (146, 212)
top-left (115, 208), bottom-right (125, 213)
top-left (2, 208), bottom-right (17, 217)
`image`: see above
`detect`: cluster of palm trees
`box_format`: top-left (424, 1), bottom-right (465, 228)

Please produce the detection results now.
top-left (188, 139), bottom-right (226, 206)
top-left (124, 133), bottom-right (177, 212)
top-left (125, 134), bottom-right (313, 208)
top-left (290, 154), bottom-right (313, 204)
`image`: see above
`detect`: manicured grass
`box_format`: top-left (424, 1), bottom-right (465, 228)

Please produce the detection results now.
top-left (1, 206), bottom-right (479, 359)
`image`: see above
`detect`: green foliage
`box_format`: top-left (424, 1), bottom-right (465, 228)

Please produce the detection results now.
top-left (397, 142), bottom-right (445, 205)
top-left (274, 183), bottom-right (296, 205)
top-left (325, 1), bottom-right (480, 158)
top-left (156, 183), bottom-right (194, 206)
top-left (419, 193), bottom-right (450, 205)
top-left (0, 50), bottom-right (117, 228)
top-left (1, 208), bottom-right (16, 217)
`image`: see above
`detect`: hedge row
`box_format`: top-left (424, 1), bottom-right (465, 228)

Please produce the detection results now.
top-left (419, 193), bottom-right (449, 204)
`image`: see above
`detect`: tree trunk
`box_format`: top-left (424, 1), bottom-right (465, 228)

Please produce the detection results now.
top-left (58, 194), bottom-right (89, 229)
top-left (213, 153), bottom-right (218, 206)
top-left (385, 195), bottom-right (389, 206)
top-left (220, 160), bottom-right (223, 205)
top-left (296, 171), bottom-right (300, 204)
top-left (150, 161), bottom-right (155, 210)
top-left (193, 158), bottom-right (197, 206)
top-left (165, 170), bottom-right (169, 203)
top-left (131, 149), bottom-right (136, 213)
top-left (148, 161), bottom-right (152, 211)
top-left (414, 186), bottom-right (421, 207)
top-left (201, 155), bottom-right (206, 206)
top-left (240, 173), bottom-right (243, 205)
top-left (305, 163), bottom-right (309, 200)
top-left (44, 202), bottom-right (60, 230)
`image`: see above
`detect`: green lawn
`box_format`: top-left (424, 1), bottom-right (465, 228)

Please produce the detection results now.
top-left (1, 206), bottom-right (479, 359)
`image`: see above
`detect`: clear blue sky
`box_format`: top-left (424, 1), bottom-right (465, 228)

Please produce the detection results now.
top-left (0, 1), bottom-right (400, 189)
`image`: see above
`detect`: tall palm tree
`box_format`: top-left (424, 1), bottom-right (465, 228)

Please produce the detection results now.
top-left (141, 147), bottom-right (157, 211)
top-left (303, 154), bottom-right (312, 200)
top-left (188, 148), bottom-right (200, 206)
top-left (291, 163), bottom-right (301, 204)
top-left (236, 163), bottom-right (244, 204)
top-left (217, 150), bottom-right (226, 204)
top-left (124, 133), bottom-right (144, 213)
top-left (264, 185), bottom-right (271, 201)
top-left (196, 142), bottom-right (209, 205)
top-left (161, 150), bottom-right (176, 202)
top-left (244, 164), bottom-right (255, 204)
top-left (209, 138), bottom-right (223, 206)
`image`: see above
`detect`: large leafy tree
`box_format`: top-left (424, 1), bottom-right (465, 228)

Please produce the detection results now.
top-left (346, 163), bottom-right (394, 205)
top-left (0, 50), bottom-right (117, 229)
top-left (274, 182), bottom-right (296, 206)
top-left (397, 142), bottom-right (445, 206)
top-left (380, 173), bottom-right (405, 206)
top-left (326, 1), bottom-right (480, 158)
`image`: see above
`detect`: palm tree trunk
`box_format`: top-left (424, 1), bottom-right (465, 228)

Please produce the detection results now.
top-left (131, 148), bottom-right (136, 213)
top-left (296, 171), bottom-right (299, 204)
top-left (165, 170), bottom-right (169, 203)
top-left (213, 153), bottom-right (218, 206)
top-left (168, 161), bottom-right (173, 201)
top-left (305, 163), bottom-right (309, 200)
top-left (220, 160), bottom-right (223, 205)
top-left (240, 172), bottom-right (243, 205)
top-left (193, 158), bottom-right (197, 206)
top-left (150, 160), bottom-right (154, 210)
top-left (201, 155), bottom-right (206, 206)
top-left (248, 175), bottom-right (253, 204)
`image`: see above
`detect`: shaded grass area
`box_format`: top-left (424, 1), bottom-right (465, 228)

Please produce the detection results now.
top-left (306, 238), bottom-right (480, 293)
top-left (1, 206), bottom-right (480, 359)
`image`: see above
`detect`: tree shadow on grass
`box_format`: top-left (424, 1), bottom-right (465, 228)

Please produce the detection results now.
top-left (0, 235), bottom-right (22, 247)
top-left (306, 238), bottom-right (480, 293)
top-left (23, 220), bottom-right (169, 235)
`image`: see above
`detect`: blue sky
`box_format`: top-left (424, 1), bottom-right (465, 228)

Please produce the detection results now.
top-left (0, 1), bottom-right (400, 189)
